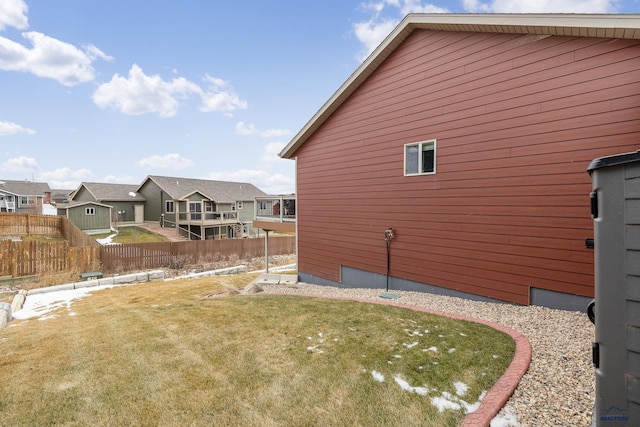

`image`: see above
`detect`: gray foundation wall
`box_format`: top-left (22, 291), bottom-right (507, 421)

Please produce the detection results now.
top-left (299, 265), bottom-right (593, 312)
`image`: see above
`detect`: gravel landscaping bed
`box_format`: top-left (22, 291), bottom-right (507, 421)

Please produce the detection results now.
top-left (263, 282), bottom-right (595, 427)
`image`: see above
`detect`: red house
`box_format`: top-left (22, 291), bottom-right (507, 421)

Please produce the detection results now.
top-left (280, 14), bottom-right (640, 309)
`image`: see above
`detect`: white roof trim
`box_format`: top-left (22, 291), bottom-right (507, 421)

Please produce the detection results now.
top-left (279, 13), bottom-right (640, 159)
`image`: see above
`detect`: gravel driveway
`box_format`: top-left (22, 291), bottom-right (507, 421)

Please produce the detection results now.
top-left (263, 282), bottom-right (595, 426)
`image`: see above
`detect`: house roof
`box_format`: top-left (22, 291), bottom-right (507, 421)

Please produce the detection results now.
top-left (279, 13), bottom-right (640, 159)
top-left (57, 201), bottom-right (113, 210)
top-left (138, 175), bottom-right (267, 202)
top-left (51, 188), bottom-right (73, 196)
top-left (70, 182), bottom-right (146, 202)
top-left (0, 179), bottom-right (50, 196)
top-left (50, 189), bottom-right (73, 202)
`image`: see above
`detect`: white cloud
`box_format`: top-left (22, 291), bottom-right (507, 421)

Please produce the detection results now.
top-left (236, 121), bottom-right (291, 138)
top-left (354, 1), bottom-right (449, 61)
top-left (103, 174), bottom-right (136, 184)
top-left (0, 0), bottom-right (28, 31)
top-left (0, 120), bottom-right (35, 136)
top-left (206, 169), bottom-right (269, 183)
top-left (38, 167), bottom-right (94, 189)
top-left (138, 153), bottom-right (194, 170)
top-left (262, 172), bottom-right (296, 195)
top-left (93, 67), bottom-right (246, 118)
top-left (83, 43), bottom-right (113, 62)
top-left (463, 0), bottom-right (617, 12)
top-left (1, 155), bottom-right (37, 172)
top-left (236, 121), bottom-right (257, 135)
top-left (461, 0), bottom-right (492, 11)
top-left (93, 64), bottom-right (201, 118)
top-left (353, 19), bottom-right (399, 61)
top-left (199, 75), bottom-right (248, 113)
top-left (260, 128), bottom-right (291, 138)
top-left (261, 141), bottom-right (287, 164)
top-left (353, 0), bottom-right (618, 61)
top-left (396, 0), bottom-right (450, 14)
top-left (0, 31), bottom-right (111, 86)
top-left (205, 168), bottom-right (294, 195)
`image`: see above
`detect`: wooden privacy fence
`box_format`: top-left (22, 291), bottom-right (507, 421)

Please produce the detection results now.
top-left (0, 213), bottom-right (98, 248)
top-left (100, 236), bottom-right (295, 273)
top-left (1, 236), bottom-right (295, 278)
top-left (0, 240), bottom-right (100, 277)
top-left (0, 212), bottom-right (62, 237)
top-left (60, 216), bottom-right (100, 248)
top-left (0, 211), bottom-right (295, 277)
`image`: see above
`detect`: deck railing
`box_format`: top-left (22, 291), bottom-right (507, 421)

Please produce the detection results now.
top-left (177, 210), bottom-right (238, 223)
top-left (254, 196), bottom-right (296, 223)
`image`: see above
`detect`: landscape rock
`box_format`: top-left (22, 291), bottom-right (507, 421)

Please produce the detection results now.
top-left (10, 290), bottom-right (26, 313)
top-left (28, 283), bottom-right (74, 295)
top-left (0, 302), bottom-right (11, 328)
top-left (243, 282), bottom-right (264, 294)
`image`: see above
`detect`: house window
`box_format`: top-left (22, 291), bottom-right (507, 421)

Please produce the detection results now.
top-left (20, 196), bottom-right (35, 206)
top-left (189, 202), bottom-right (202, 220)
top-left (85, 207), bottom-right (95, 215)
top-left (404, 140), bottom-right (436, 175)
top-left (236, 201), bottom-right (243, 210)
top-left (204, 201), bottom-right (213, 212)
top-left (165, 201), bottom-right (174, 213)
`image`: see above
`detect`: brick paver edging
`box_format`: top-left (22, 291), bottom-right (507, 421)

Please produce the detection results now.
top-left (270, 293), bottom-right (532, 427)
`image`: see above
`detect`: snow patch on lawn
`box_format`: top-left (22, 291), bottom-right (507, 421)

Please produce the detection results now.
top-left (393, 375), bottom-right (428, 396)
top-left (371, 371), bottom-right (385, 382)
top-left (490, 406), bottom-right (520, 426)
top-left (12, 285), bottom-right (116, 320)
top-left (454, 381), bottom-right (468, 396)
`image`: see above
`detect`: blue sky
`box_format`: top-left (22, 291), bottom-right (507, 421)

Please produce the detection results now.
top-left (1, 0), bottom-right (639, 194)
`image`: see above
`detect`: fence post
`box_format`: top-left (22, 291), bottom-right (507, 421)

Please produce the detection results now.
top-left (10, 241), bottom-right (17, 277)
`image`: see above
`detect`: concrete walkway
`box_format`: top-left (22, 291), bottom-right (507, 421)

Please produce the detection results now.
top-left (250, 273), bottom-right (298, 286)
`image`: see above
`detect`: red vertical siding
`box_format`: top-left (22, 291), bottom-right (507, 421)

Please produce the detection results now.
top-left (295, 29), bottom-right (640, 305)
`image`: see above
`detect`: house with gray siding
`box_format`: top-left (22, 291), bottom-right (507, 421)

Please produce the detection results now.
top-left (0, 180), bottom-right (50, 214)
top-left (57, 201), bottom-right (112, 233)
top-left (68, 182), bottom-right (146, 224)
top-left (136, 175), bottom-right (267, 240)
top-left (50, 189), bottom-right (73, 205)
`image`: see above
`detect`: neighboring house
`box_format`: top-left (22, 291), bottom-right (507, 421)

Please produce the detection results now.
top-left (280, 13), bottom-right (640, 309)
top-left (136, 175), bottom-right (267, 240)
top-left (253, 194), bottom-right (297, 234)
top-left (56, 201), bottom-right (113, 233)
top-left (67, 182), bottom-right (146, 224)
top-left (0, 180), bottom-right (51, 214)
top-left (50, 189), bottom-right (73, 204)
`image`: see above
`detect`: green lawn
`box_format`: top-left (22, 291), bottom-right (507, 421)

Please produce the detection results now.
top-left (92, 226), bottom-right (169, 244)
top-left (0, 274), bottom-right (514, 426)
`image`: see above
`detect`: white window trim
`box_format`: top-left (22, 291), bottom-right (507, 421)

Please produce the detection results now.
top-left (237, 201), bottom-right (243, 210)
top-left (404, 139), bottom-right (436, 176)
top-left (165, 200), bottom-right (174, 213)
top-left (19, 196), bottom-right (35, 207)
top-left (85, 207), bottom-right (95, 215)
top-left (189, 202), bottom-right (201, 213)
